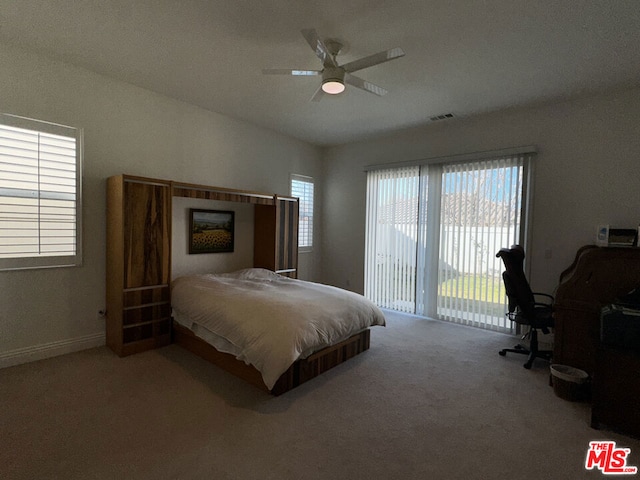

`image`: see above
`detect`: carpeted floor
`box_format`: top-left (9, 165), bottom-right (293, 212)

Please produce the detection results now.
top-left (1, 311), bottom-right (638, 479)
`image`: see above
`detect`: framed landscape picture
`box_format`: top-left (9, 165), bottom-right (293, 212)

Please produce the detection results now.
top-left (189, 209), bottom-right (235, 254)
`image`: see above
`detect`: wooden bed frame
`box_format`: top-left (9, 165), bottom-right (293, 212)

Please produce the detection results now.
top-left (173, 323), bottom-right (371, 395)
top-left (107, 175), bottom-right (378, 395)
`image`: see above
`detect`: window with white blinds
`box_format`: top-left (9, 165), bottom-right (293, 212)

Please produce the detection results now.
top-left (0, 114), bottom-right (82, 271)
top-left (291, 174), bottom-right (314, 251)
top-left (365, 149), bottom-right (533, 332)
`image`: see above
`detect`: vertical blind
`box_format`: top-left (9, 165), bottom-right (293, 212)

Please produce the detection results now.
top-left (365, 150), bottom-right (532, 332)
top-left (364, 166), bottom-right (420, 312)
top-left (434, 157), bottom-right (525, 331)
top-left (291, 174), bottom-right (314, 250)
top-left (0, 115), bottom-right (81, 270)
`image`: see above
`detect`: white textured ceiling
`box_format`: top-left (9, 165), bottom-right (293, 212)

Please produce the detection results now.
top-left (1, 0), bottom-right (639, 146)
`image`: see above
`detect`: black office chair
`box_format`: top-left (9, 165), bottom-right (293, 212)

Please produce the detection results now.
top-left (496, 245), bottom-right (554, 369)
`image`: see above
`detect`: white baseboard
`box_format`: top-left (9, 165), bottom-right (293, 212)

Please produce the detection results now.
top-left (0, 333), bottom-right (106, 369)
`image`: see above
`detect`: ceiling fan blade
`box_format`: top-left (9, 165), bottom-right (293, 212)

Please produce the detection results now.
top-left (341, 47), bottom-right (405, 73)
top-left (310, 84), bottom-right (324, 102)
top-left (262, 68), bottom-right (321, 76)
top-left (344, 73), bottom-right (388, 96)
top-left (301, 28), bottom-right (338, 68)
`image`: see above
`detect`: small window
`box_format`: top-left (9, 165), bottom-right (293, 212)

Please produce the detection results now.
top-left (0, 113), bottom-right (83, 271)
top-left (290, 174), bottom-right (314, 252)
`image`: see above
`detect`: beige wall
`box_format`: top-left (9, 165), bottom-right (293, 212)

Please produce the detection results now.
top-left (321, 87), bottom-right (640, 298)
top-left (0, 43), bottom-right (323, 365)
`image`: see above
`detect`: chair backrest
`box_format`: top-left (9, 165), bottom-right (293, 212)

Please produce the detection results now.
top-left (496, 245), bottom-right (536, 319)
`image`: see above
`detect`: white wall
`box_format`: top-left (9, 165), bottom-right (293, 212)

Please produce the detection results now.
top-left (0, 43), bottom-right (323, 366)
top-left (321, 87), bottom-right (640, 297)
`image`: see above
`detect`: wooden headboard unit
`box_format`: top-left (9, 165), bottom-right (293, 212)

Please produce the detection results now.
top-left (105, 174), bottom-right (299, 357)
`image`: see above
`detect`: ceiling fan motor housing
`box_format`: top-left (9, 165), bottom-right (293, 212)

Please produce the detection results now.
top-left (323, 67), bottom-right (345, 84)
top-left (322, 67), bottom-right (346, 94)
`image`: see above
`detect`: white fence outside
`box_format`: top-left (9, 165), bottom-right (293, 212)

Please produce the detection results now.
top-left (373, 224), bottom-right (517, 275)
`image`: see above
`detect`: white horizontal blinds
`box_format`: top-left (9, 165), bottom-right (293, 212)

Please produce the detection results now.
top-left (364, 166), bottom-right (420, 312)
top-left (0, 117), bottom-right (80, 270)
top-left (291, 175), bottom-right (314, 250)
top-left (437, 155), bottom-right (524, 332)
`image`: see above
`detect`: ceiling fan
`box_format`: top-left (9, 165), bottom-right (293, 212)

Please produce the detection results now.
top-left (262, 28), bottom-right (405, 101)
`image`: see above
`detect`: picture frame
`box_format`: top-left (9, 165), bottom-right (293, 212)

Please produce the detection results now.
top-left (189, 209), bottom-right (235, 254)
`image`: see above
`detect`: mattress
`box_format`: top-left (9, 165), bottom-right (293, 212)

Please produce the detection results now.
top-left (171, 268), bottom-right (386, 389)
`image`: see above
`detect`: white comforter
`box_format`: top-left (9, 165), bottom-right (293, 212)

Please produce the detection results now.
top-left (171, 268), bottom-right (386, 389)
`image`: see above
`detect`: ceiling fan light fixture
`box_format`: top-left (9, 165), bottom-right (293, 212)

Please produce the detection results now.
top-left (322, 79), bottom-right (345, 94)
top-left (322, 67), bottom-right (345, 95)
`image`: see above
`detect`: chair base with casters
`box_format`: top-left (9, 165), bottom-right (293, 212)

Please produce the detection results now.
top-left (499, 327), bottom-right (552, 369)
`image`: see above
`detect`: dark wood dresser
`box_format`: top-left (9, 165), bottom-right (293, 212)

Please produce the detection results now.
top-left (553, 245), bottom-right (640, 436)
top-left (591, 347), bottom-right (640, 437)
top-left (553, 245), bottom-right (640, 375)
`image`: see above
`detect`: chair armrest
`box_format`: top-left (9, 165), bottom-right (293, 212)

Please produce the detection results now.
top-left (533, 292), bottom-right (554, 304)
top-left (533, 302), bottom-right (553, 313)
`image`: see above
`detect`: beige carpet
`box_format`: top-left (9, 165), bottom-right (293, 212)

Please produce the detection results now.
top-left (1, 311), bottom-right (638, 480)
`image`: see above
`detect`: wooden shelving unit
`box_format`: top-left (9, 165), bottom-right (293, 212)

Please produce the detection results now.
top-left (106, 175), bottom-right (299, 356)
top-left (106, 175), bottom-right (172, 356)
top-left (254, 198), bottom-right (299, 277)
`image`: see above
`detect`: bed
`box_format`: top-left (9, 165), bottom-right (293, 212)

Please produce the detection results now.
top-left (171, 268), bottom-right (386, 394)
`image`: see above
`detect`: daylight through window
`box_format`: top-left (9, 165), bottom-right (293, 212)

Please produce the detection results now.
top-left (0, 114), bottom-right (82, 270)
top-left (365, 148), bottom-right (534, 332)
top-left (291, 174), bottom-right (314, 251)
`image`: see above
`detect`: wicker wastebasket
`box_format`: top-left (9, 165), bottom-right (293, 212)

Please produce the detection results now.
top-left (550, 364), bottom-right (590, 401)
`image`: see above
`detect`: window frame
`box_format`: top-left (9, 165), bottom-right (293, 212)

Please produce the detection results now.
top-left (0, 113), bottom-right (83, 271)
top-left (290, 173), bottom-right (314, 253)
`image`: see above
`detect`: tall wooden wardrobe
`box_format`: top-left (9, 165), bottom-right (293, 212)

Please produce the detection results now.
top-left (106, 174), bottom-right (299, 356)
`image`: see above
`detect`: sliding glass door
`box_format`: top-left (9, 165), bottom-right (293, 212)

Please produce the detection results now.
top-left (365, 150), bottom-right (532, 332)
top-left (431, 158), bottom-right (525, 331)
